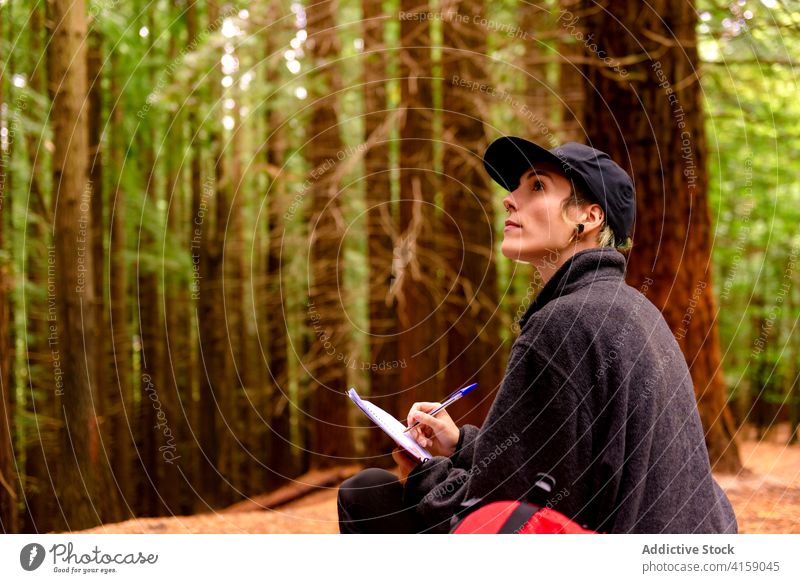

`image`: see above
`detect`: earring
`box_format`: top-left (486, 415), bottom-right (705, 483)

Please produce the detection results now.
top-left (571, 223), bottom-right (584, 244)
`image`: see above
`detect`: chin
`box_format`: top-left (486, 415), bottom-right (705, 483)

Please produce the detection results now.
top-left (501, 243), bottom-right (530, 263)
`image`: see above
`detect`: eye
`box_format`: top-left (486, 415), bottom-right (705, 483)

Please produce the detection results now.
top-left (530, 180), bottom-right (545, 192)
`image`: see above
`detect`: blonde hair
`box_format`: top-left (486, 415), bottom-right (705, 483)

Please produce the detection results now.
top-left (560, 181), bottom-right (633, 252)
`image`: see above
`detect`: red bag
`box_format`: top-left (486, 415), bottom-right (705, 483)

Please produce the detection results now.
top-left (450, 500), bottom-right (597, 534)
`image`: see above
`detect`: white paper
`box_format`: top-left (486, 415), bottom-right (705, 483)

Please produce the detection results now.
top-left (347, 388), bottom-right (432, 462)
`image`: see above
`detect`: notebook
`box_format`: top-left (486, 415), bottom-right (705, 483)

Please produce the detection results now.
top-left (347, 387), bottom-right (432, 462)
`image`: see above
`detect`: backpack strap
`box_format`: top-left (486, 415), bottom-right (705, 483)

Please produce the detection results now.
top-left (498, 502), bottom-right (538, 534)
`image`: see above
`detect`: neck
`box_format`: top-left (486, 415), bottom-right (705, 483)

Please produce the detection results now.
top-left (532, 242), bottom-right (597, 285)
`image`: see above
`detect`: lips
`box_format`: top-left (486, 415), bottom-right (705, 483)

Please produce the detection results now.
top-left (504, 219), bottom-right (521, 231)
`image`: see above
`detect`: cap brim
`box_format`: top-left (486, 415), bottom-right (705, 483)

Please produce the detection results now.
top-left (483, 136), bottom-right (571, 192)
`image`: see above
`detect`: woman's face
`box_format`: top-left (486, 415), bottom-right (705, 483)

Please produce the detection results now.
top-left (501, 161), bottom-right (576, 265)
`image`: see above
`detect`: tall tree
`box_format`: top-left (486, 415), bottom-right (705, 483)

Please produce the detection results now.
top-left (227, 59), bottom-right (248, 498)
top-left (361, 0), bottom-right (400, 462)
top-left (262, 3), bottom-right (297, 487)
top-left (197, 0), bottom-right (229, 506)
top-left (160, 5), bottom-right (187, 513)
top-left (21, 1), bottom-right (59, 533)
top-left (0, 9), bottom-right (19, 532)
top-left (304, 0), bottom-right (355, 468)
top-left (0, 160), bottom-right (15, 532)
top-left (185, 0), bottom-right (203, 509)
top-left (440, 0), bottom-right (503, 425)
top-left (49, 0), bottom-right (105, 529)
top-left (521, 2), bottom-right (558, 139)
top-left (578, 0), bottom-right (741, 471)
top-left (396, 0), bottom-right (442, 416)
top-left (557, 0), bottom-right (585, 142)
top-left (87, 23), bottom-right (109, 477)
top-left (108, 46), bottom-right (134, 512)
top-left (87, 20), bottom-right (123, 523)
top-left (136, 8), bottom-right (168, 516)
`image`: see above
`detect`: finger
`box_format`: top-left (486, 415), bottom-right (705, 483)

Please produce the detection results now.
top-left (410, 428), bottom-right (425, 446)
top-left (419, 402), bottom-right (443, 414)
top-left (411, 410), bottom-right (445, 432)
top-left (407, 402), bottom-right (440, 426)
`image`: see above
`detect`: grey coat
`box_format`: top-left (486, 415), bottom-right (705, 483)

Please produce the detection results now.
top-left (403, 247), bottom-right (737, 534)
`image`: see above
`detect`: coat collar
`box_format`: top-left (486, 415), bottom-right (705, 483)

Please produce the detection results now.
top-left (518, 247), bottom-right (628, 330)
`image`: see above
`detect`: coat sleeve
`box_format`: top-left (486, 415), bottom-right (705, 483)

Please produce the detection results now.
top-left (451, 424), bottom-right (480, 469)
top-left (398, 427), bottom-right (481, 533)
top-left (401, 455), bottom-right (476, 533)
top-left (402, 341), bottom-right (595, 532)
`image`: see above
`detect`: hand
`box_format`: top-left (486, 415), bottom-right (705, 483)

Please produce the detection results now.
top-left (406, 402), bottom-right (460, 458)
top-left (392, 447), bottom-right (419, 486)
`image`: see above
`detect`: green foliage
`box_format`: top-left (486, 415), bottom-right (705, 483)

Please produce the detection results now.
top-left (700, 0), bottom-right (800, 412)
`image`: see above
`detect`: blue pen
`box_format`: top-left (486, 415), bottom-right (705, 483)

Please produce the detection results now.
top-left (402, 383), bottom-right (479, 433)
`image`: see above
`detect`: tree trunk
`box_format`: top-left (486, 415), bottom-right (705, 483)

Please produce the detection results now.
top-left (578, 0), bottom-right (741, 472)
top-left (262, 4), bottom-right (297, 486)
top-left (210, 4), bottom-right (239, 507)
top-left (21, 3), bottom-right (59, 533)
top-left (228, 80), bottom-right (248, 499)
top-left (440, 0), bottom-right (503, 425)
top-left (87, 24), bottom-right (123, 523)
top-left (49, 0), bottom-right (106, 529)
top-left (396, 0), bottom-right (442, 417)
top-left (521, 2), bottom-right (558, 139)
top-left (361, 0), bottom-right (400, 465)
top-left (108, 47), bottom-right (134, 514)
top-left (303, 0), bottom-right (354, 468)
top-left (0, 20), bottom-right (20, 532)
top-left (186, 0), bottom-right (202, 509)
top-left (557, 0), bottom-right (585, 142)
top-left (161, 10), bottom-right (186, 513)
top-left (197, 0), bottom-right (228, 506)
top-left (135, 9), bottom-right (167, 516)
top-left (0, 180), bottom-right (16, 532)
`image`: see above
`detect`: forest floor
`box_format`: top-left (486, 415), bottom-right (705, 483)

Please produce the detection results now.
top-left (75, 427), bottom-right (799, 534)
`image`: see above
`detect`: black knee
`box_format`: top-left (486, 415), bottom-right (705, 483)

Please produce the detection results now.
top-left (338, 468), bottom-right (398, 508)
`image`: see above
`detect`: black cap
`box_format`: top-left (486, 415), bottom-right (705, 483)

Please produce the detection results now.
top-left (483, 136), bottom-right (635, 242)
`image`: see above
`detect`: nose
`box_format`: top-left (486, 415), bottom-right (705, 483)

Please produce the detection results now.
top-left (503, 193), bottom-right (517, 213)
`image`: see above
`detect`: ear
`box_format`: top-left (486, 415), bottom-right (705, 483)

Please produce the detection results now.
top-left (583, 203), bottom-right (605, 230)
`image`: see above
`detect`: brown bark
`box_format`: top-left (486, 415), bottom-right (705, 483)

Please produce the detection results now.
top-left (185, 0), bottom-right (202, 507)
top-left (87, 27), bottom-right (107, 461)
top-left (303, 0), bottom-right (354, 468)
top-left (440, 0), bottom-right (503, 425)
top-left (209, 2), bottom-right (239, 506)
top-left (0, 19), bottom-right (19, 532)
top-left (521, 2), bottom-right (558, 139)
top-left (0, 194), bottom-right (15, 532)
top-left (227, 83), bottom-right (249, 497)
top-left (161, 9), bottom-right (187, 513)
top-left (108, 48), bottom-right (134, 513)
top-left (748, 295), bottom-right (772, 440)
top-left (396, 0), bottom-right (442, 417)
top-left (21, 4), bottom-right (59, 533)
top-left (87, 24), bottom-right (123, 523)
top-left (136, 10), bottom-right (168, 516)
top-left (578, 0), bottom-right (741, 472)
top-left (197, 0), bottom-right (228, 506)
top-left (49, 0), bottom-right (106, 529)
top-left (361, 0), bottom-right (400, 464)
top-left (557, 0), bottom-right (585, 142)
top-left (262, 7), bottom-right (297, 487)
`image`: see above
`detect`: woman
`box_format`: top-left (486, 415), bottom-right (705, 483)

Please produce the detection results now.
top-left (337, 136), bottom-right (737, 534)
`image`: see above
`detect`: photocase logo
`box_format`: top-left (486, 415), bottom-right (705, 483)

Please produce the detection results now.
top-left (20, 543), bottom-right (46, 571)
